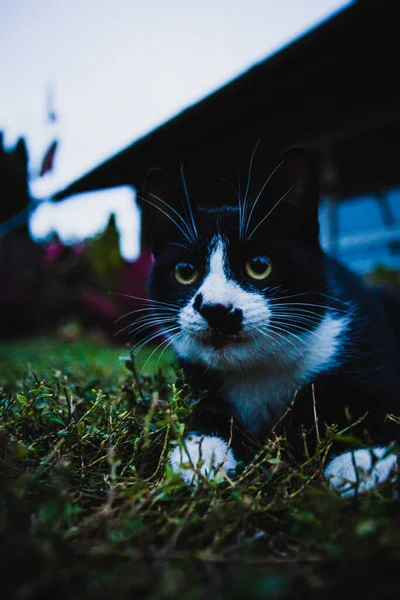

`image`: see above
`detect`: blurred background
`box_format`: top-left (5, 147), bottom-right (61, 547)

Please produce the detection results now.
top-left (1, 0), bottom-right (399, 348)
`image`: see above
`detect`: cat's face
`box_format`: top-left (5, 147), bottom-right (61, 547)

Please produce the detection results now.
top-left (142, 149), bottom-right (329, 372)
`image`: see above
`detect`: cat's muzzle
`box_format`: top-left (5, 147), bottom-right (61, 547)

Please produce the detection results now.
top-left (199, 331), bottom-right (248, 350)
top-left (193, 293), bottom-right (243, 335)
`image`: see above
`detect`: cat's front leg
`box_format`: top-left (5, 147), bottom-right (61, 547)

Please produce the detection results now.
top-left (169, 433), bottom-right (237, 486)
top-left (324, 446), bottom-right (398, 498)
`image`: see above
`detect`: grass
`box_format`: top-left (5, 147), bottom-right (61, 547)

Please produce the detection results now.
top-left (1, 337), bottom-right (400, 599)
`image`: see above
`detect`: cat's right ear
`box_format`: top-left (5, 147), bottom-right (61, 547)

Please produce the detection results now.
top-left (139, 168), bottom-right (181, 251)
top-left (140, 167), bottom-right (199, 253)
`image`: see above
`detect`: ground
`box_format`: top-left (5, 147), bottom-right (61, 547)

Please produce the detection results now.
top-left (0, 337), bottom-right (400, 599)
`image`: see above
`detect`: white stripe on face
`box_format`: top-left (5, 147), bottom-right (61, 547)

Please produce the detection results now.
top-left (197, 237), bottom-right (239, 306)
top-left (174, 237), bottom-right (272, 358)
top-left (189, 237), bottom-right (272, 328)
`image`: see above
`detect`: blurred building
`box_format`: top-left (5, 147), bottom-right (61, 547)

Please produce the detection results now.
top-left (0, 135), bottom-right (141, 339)
top-left (0, 135), bottom-right (43, 336)
top-left (51, 0), bottom-right (399, 277)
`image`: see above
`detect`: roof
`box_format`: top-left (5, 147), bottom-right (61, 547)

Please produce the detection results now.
top-left (54, 0), bottom-right (400, 202)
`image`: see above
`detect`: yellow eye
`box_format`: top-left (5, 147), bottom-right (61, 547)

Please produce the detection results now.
top-left (245, 256), bottom-right (272, 280)
top-left (174, 262), bottom-right (199, 285)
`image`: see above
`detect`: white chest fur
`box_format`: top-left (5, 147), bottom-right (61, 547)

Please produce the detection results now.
top-left (223, 369), bottom-right (297, 434)
top-left (222, 312), bottom-right (349, 434)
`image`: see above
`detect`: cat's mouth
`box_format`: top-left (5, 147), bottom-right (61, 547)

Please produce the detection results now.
top-left (198, 331), bottom-right (249, 350)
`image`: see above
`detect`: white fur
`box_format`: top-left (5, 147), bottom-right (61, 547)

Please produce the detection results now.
top-left (324, 447), bottom-right (398, 497)
top-left (223, 313), bottom-right (349, 433)
top-left (169, 433), bottom-right (237, 485)
top-left (174, 237), bottom-right (271, 371)
top-left (173, 236), bottom-right (350, 433)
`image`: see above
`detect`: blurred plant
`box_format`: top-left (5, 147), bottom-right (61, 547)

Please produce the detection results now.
top-left (86, 213), bottom-right (123, 293)
top-left (55, 320), bottom-right (84, 343)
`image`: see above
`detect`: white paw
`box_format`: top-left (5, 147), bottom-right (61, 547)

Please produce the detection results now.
top-left (324, 446), bottom-right (398, 498)
top-left (169, 433), bottom-right (237, 486)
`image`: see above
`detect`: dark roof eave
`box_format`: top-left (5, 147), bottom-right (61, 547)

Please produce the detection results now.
top-left (52, 0), bottom-right (358, 201)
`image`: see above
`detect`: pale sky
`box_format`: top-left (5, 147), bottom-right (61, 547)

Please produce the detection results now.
top-left (0, 0), bottom-right (350, 259)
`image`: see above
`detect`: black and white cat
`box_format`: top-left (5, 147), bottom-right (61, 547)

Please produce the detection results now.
top-left (140, 148), bottom-right (399, 497)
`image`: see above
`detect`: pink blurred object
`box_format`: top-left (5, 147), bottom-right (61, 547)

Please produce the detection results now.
top-left (117, 250), bottom-right (153, 302)
top-left (80, 288), bottom-right (119, 321)
top-left (114, 250), bottom-right (154, 341)
top-left (43, 239), bottom-right (65, 263)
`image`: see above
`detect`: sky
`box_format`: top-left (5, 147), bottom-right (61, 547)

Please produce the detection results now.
top-left (0, 0), bottom-right (350, 259)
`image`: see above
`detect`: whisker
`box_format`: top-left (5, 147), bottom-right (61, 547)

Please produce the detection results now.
top-left (220, 176), bottom-right (240, 205)
top-left (270, 301), bottom-right (349, 314)
top-left (157, 331), bottom-right (182, 366)
top-left (134, 330), bottom-right (180, 364)
top-left (271, 307), bottom-right (324, 319)
top-left (237, 167), bottom-right (242, 213)
top-left (240, 139), bottom-right (260, 241)
top-left (115, 306), bottom-right (178, 324)
top-left (271, 314), bottom-right (322, 327)
top-left (250, 325), bottom-right (289, 352)
top-left (140, 330), bottom-right (182, 375)
top-left (138, 192), bottom-right (196, 246)
top-left (140, 189), bottom-right (194, 239)
top-left (180, 163), bottom-right (199, 244)
top-left (267, 322), bottom-right (327, 349)
top-left (271, 306), bottom-right (323, 316)
top-left (118, 314), bottom-right (176, 338)
top-left (133, 325), bottom-right (180, 357)
top-left (270, 320), bottom-right (327, 341)
top-left (254, 324), bottom-right (299, 350)
top-left (247, 184), bottom-right (294, 240)
top-left (113, 293), bottom-right (180, 309)
top-left (267, 290), bottom-right (351, 308)
top-left (168, 242), bottom-right (194, 252)
top-left (244, 159), bottom-right (284, 239)
top-left (236, 166), bottom-right (244, 242)
top-left (127, 318), bottom-right (177, 339)
top-left (265, 290), bottom-right (316, 299)
top-left (261, 285), bottom-right (285, 296)
top-left (129, 318), bottom-right (176, 334)
top-left (116, 314), bottom-right (177, 337)
top-left (132, 314), bottom-right (177, 326)
top-left (266, 325), bottom-right (314, 351)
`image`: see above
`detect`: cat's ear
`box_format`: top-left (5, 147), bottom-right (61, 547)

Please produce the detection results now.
top-left (251, 147), bottom-right (320, 241)
top-left (139, 167), bottom-right (194, 251)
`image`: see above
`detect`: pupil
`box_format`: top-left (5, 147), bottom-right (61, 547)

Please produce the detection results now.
top-left (252, 257), bottom-right (267, 273)
top-left (179, 263), bottom-right (194, 278)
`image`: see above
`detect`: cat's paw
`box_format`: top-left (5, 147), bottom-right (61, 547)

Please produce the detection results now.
top-left (324, 446), bottom-right (398, 498)
top-left (169, 433), bottom-right (237, 486)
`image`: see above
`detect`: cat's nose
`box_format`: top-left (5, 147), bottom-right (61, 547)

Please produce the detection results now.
top-left (193, 294), bottom-right (243, 335)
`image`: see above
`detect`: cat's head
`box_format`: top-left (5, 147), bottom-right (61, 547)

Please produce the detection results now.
top-left (140, 148), bottom-right (329, 372)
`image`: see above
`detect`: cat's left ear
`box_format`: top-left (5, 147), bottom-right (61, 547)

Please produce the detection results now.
top-left (139, 167), bottom-right (198, 253)
top-left (256, 147), bottom-right (320, 241)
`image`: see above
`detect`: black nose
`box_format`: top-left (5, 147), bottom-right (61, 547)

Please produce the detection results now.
top-left (193, 294), bottom-right (243, 335)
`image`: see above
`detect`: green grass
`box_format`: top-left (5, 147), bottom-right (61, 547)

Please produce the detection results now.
top-left (0, 336), bottom-right (176, 385)
top-left (0, 338), bottom-right (400, 599)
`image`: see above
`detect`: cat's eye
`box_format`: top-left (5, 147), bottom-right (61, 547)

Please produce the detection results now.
top-left (245, 256), bottom-right (272, 280)
top-left (174, 262), bottom-right (199, 285)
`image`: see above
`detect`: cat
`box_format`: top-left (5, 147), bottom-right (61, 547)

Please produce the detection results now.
top-left (139, 148), bottom-right (400, 497)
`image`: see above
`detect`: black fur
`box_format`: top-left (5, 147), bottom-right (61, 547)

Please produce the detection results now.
top-left (141, 149), bottom-right (400, 457)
